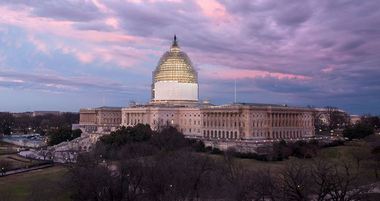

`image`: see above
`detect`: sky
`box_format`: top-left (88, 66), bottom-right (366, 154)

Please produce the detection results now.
top-left (0, 0), bottom-right (379, 115)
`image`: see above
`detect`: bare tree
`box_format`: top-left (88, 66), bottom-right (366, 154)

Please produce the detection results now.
top-left (220, 150), bottom-right (279, 201)
top-left (348, 145), bottom-right (371, 169)
top-left (221, 151), bottom-right (254, 201)
top-left (327, 160), bottom-right (373, 201)
top-left (141, 151), bottom-right (216, 201)
top-left (277, 161), bottom-right (312, 201)
top-left (310, 159), bottom-right (335, 201)
top-left (369, 150), bottom-right (380, 179)
top-left (0, 191), bottom-right (12, 201)
top-left (0, 159), bottom-right (12, 176)
top-left (118, 158), bottom-right (146, 201)
top-left (325, 106), bottom-right (350, 130)
top-left (68, 152), bottom-right (116, 201)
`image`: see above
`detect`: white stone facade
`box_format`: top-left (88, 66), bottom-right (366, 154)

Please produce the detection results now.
top-left (153, 81), bottom-right (198, 102)
top-left (79, 107), bottom-right (122, 133)
top-left (121, 103), bottom-right (315, 141)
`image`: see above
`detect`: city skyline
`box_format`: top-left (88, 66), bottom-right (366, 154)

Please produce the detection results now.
top-left (0, 0), bottom-right (379, 114)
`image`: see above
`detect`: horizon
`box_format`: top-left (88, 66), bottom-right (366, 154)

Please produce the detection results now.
top-left (0, 1), bottom-right (379, 115)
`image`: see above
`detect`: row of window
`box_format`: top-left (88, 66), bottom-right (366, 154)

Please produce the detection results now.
top-left (270, 119), bottom-right (311, 127)
top-left (203, 113), bottom-right (242, 118)
top-left (250, 130), bottom-right (305, 138)
top-left (151, 113), bottom-right (202, 118)
top-left (203, 130), bottom-right (239, 139)
top-left (101, 112), bottom-right (121, 117)
top-left (124, 118), bottom-right (143, 125)
top-left (124, 113), bottom-right (145, 117)
top-left (203, 120), bottom-right (241, 128)
top-left (102, 118), bottom-right (120, 124)
top-left (180, 119), bottom-right (201, 126)
top-left (203, 119), bottom-right (312, 128)
top-left (181, 128), bottom-right (201, 134)
top-left (273, 130), bottom-right (304, 139)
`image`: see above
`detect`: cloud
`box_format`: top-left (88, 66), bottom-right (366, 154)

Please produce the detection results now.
top-left (195, 0), bottom-right (233, 23)
top-left (273, 1), bottom-right (312, 26)
top-left (0, 0), bottom-right (102, 22)
top-left (27, 35), bottom-right (48, 54)
top-left (201, 65), bottom-right (311, 81)
top-left (0, 0), bottom-right (379, 113)
top-left (0, 69), bottom-right (142, 94)
top-left (0, 6), bottom-right (153, 69)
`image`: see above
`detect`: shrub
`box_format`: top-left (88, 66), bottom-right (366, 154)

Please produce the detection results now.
top-left (188, 139), bottom-right (206, 152)
top-left (48, 128), bottom-right (82, 146)
top-left (343, 123), bottom-right (374, 140)
top-left (210, 147), bottom-right (223, 155)
top-left (100, 124), bottom-right (153, 147)
top-left (150, 126), bottom-right (187, 151)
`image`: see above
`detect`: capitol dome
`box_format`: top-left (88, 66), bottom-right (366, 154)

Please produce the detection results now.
top-left (151, 36), bottom-right (199, 103)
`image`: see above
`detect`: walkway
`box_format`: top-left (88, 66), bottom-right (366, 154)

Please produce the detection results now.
top-left (0, 163), bottom-right (53, 177)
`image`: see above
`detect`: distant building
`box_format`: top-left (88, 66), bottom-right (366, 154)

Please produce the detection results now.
top-left (79, 107), bottom-right (122, 133)
top-left (32, 111), bottom-right (61, 117)
top-left (313, 107), bottom-right (350, 129)
top-left (11, 112), bottom-right (33, 118)
top-left (78, 36), bottom-right (315, 150)
top-left (350, 115), bottom-right (361, 124)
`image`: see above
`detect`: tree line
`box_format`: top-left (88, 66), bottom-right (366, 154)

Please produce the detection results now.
top-left (65, 124), bottom-right (379, 201)
top-left (343, 115), bottom-right (380, 140)
top-left (0, 112), bottom-right (79, 135)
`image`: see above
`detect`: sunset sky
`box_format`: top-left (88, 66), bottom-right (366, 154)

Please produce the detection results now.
top-left (0, 0), bottom-right (379, 114)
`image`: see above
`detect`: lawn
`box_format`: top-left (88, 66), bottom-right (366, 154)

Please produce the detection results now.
top-left (0, 154), bottom-right (48, 170)
top-left (0, 165), bottom-right (70, 201)
top-left (1, 141), bottom-right (49, 170)
top-left (0, 141), bottom-right (19, 155)
top-left (0, 138), bottom-right (378, 201)
top-left (208, 138), bottom-right (380, 183)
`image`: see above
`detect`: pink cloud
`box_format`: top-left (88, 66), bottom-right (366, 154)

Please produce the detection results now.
top-left (76, 52), bottom-right (94, 63)
top-left (196, 0), bottom-right (233, 23)
top-left (321, 66), bottom-right (334, 73)
top-left (105, 17), bottom-right (120, 29)
top-left (0, 76), bottom-right (24, 83)
top-left (28, 35), bottom-right (48, 54)
top-left (0, 6), bottom-right (156, 68)
top-left (0, 6), bottom-right (138, 44)
top-left (91, 0), bottom-right (112, 13)
top-left (203, 66), bottom-right (312, 81)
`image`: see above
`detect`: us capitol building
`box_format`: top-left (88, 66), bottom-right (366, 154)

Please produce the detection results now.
top-left (78, 36), bottom-right (315, 150)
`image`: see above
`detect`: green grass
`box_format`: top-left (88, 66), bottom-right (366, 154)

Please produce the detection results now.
top-left (0, 141), bottom-right (47, 170)
top-left (0, 138), bottom-right (378, 201)
top-left (318, 145), bottom-right (353, 159)
top-left (0, 165), bottom-right (70, 201)
top-left (0, 141), bottom-right (18, 155)
top-left (204, 138), bottom-right (380, 183)
top-left (226, 140), bottom-right (380, 183)
top-left (0, 154), bottom-right (46, 170)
